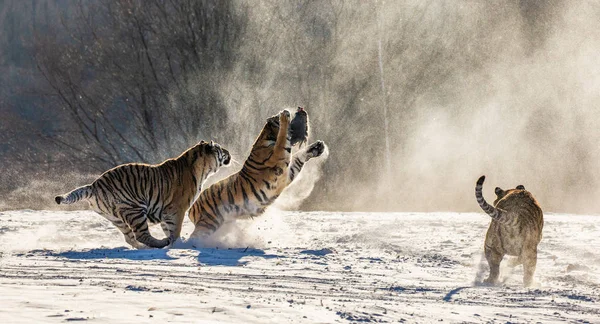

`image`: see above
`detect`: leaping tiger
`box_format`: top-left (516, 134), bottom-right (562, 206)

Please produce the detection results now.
top-left (55, 141), bottom-right (231, 249)
top-left (188, 110), bottom-right (326, 238)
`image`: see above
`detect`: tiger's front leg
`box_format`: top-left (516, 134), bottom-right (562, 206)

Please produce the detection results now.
top-left (266, 110), bottom-right (292, 167)
top-left (484, 245), bottom-right (503, 285)
top-left (160, 212), bottom-right (185, 248)
top-left (288, 140), bottom-right (326, 184)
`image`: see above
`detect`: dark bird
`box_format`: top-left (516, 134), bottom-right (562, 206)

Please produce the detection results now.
top-left (290, 107), bottom-right (309, 147)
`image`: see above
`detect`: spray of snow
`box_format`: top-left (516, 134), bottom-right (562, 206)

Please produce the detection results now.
top-left (181, 208), bottom-right (290, 250)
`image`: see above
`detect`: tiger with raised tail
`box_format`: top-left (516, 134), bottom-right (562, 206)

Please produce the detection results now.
top-left (475, 175), bottom-right (544, 287)
top-left (188, 110), bottom-right (326, 238)
top-left (55, 141), bottom-right (231, 249)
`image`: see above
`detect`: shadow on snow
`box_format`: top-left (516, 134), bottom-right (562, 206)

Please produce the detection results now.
top-left (195, 247), bottom-right (281, 266)
top-left (28, 246), bottom-right (282, 266)
top-left (36, 247), bottom-right (177, 261)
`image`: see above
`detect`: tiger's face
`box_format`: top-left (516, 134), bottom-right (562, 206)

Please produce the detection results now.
top-left (189, 141), bottom-right (231, 175)
top-left (208, 142), bottom-right (231, 168)
top-left (493, 185), bottom-right (526, 205)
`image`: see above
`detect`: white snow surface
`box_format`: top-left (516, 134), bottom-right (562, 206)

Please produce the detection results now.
top-left (0, 210), bottom-right (599, 323)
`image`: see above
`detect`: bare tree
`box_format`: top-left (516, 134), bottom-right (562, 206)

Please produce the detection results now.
top-left (33, 0), bottom-right (247, 168)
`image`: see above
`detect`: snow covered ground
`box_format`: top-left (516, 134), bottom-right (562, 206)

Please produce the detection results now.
top-left (0, 209), bottom-right (598, 323)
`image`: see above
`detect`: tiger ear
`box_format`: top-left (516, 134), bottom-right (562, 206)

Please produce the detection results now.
top-left (516, 185), bottom-right (525, 190)
top-left (210, 140), bottom-right (214, 146)
top-left (204, 142), bottom-right (213, 154)
top-left (494, 187), bottom-right (504, 196)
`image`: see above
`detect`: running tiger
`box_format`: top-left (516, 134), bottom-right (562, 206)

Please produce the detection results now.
top-left (188, 110), bottom-right (326, 238)
top-left (475, 175), bottom-right (544, 287)
top-left (55, 141), bottom-right (231, 249)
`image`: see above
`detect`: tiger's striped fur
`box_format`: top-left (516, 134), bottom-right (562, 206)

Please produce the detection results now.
top-left (188, 110), bottom-right (326, 238)
top-left (55, 141), bottom-right (231, 249)
top-left (475, 175), bottom-right (544, 287)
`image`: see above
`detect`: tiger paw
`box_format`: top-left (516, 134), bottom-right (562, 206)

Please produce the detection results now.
top-left (483, 277), bottom-right (499, 286)
top-left (279, 110), bottom-right (291, 125)
top-left (133, 243), bottom-right (151, 250)
top-left (307, 140), bottom-right (326, 158)
top-left (165, 236), bottom-right (176, 249)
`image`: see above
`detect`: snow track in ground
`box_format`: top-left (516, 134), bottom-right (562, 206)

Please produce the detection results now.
top-left (1, 210), bottom-right (598, 323)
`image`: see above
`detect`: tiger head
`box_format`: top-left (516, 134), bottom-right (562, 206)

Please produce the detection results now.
top-left (493, 184), bottom-right (526, 205)
top-left (187, 140), bottom-right (231, 176)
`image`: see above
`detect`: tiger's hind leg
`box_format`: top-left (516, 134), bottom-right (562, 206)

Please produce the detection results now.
top-left (190, 215), bottom-right (223, 240)
top-left (94, 211), bottom-right (147, 249)
top-left (190, 225), bottom-right (215, 240)
top-left (484, 245), bottom-right (503, 285)
top-left (112, 219), bottom-right (147, 249)
top-left (522, 248), bottom-right (538, 287)
top-left (507, 256), bottom-right (523, 268)
top-left (118, 207), bottom-right (169, 249)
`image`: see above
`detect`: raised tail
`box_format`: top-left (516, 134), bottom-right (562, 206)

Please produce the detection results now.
top-left (55, 185), bottom-right (93, 205)
top-left (475, 176), bottom-right (504, 220)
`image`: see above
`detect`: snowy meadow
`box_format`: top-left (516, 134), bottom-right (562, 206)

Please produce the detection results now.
top-left (1, 210), bottom-right (598, 323)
